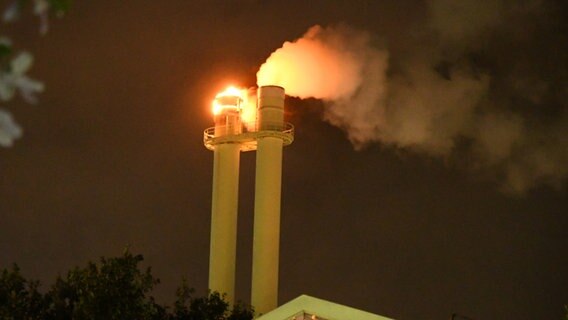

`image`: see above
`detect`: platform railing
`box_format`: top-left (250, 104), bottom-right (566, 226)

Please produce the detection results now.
top-left (204, 121), bottom-right (294, 151)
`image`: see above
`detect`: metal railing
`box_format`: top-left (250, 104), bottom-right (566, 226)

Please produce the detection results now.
top-left (203, 122), bottom-right (294, 151)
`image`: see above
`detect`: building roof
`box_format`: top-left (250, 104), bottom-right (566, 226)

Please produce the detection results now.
top-left (256, 295), bottom-right (394, 320)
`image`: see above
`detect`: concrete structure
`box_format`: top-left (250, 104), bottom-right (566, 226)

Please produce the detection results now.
top-left (251, 86), bottom-right (287, 315)
top-left (204, 86), bottom-right (293, 308)
top-left (257, 295), bottom-right (394, 320)
top-left (207, 91), bottom-right (244, 304)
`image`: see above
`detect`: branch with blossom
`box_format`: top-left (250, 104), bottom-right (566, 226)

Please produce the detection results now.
top-left (0, 0), bottom-right (70, 147)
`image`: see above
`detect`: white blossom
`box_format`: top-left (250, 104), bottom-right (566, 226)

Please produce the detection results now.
top-left (33, 0), bottom-right (49, 15)
top-left (3, 0), bottom-right (52, 34)
top-left (0, 108), bottom-right (22, 147)
top-left (0, 51), bottom-right (44, 104)
top-left (2, 1), bottom-right (19, 23)
top-left (0, 36), bottom-right (12, 47)
top-left (33, 0), bottom-right (50, 35)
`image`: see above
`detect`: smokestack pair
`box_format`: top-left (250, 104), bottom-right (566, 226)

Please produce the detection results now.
top-left (204, 85), bottom-right (293, 315)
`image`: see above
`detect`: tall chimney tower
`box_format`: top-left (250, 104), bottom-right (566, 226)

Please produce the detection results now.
top-left (206, 90), bottom-right (243, 304)
top-left (251, 86), bottom-right (287, 315)
top-left (204, 85), bottom-right (293, 313)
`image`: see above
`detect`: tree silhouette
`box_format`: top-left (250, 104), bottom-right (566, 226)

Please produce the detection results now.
top-left (0, 251), bottom-right (254, 320)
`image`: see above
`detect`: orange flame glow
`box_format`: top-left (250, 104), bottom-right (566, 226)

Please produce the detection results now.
top-left (212, 86), bottom-right (256, 125)
top-left (212, 86), bottom-right (243, 115)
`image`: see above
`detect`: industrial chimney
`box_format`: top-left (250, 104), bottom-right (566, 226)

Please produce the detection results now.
top-left (251, 86), bottom-right (286, 315)
top-left (204, 85), bottom-right (293, 313)
top-left (206, 89), bottom-right (244, 305)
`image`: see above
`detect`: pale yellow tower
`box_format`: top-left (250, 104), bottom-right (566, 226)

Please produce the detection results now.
top-left (207, 90), bottom-right (243, 305)
top-left (251, 86), bottom-right (287, 315)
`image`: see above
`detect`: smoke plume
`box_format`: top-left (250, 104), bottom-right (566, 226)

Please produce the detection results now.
top-left (256, 0), bottom-right (568, 194)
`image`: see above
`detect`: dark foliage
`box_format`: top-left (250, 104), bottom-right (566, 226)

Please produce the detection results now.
top-left (0, 265), bottom-right (45, 319)
top-left (0, 252), bottom-right (253, 320)
top-left (172, 280), bottom-right (253, 320)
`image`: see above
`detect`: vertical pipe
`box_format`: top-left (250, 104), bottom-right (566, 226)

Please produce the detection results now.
top-left (209, 112), bottom-right (241, 305)
top-left (251, 86), bottom-right (285, 315)
top-left (209, 143), bottom-right (239, 305)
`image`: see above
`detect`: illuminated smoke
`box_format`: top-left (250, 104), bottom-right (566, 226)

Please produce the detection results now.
top-left (257, 25), bottom-right (389, 145)
top-left (256, 0), bottom-right (568, 193)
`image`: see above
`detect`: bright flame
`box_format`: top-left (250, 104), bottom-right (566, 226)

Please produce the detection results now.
top-left (212, 86), bottom-right (243, 115)
top-left (212, 86), bottom-right (256, 125)
top-left (217, 86), bottom-right (242, 98)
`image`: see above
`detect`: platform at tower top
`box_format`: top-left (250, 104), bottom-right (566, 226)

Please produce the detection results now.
top-left (203, 122), bottom-right (294, 152)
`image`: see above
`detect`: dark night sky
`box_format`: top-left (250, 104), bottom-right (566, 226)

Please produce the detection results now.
top-left (1, 1), bottom-right (567, 319)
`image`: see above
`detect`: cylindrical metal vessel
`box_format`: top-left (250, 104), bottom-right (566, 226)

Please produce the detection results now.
top-left (251, 86), bottom-right (285, 315)
top-left (257, 85), bottom-right (285, 130)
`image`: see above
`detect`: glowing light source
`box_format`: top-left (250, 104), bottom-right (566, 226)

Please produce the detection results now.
top-left (211, 85), bottom-right (257, 125)
top-left (212, 86), bottom-right (244, 115)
